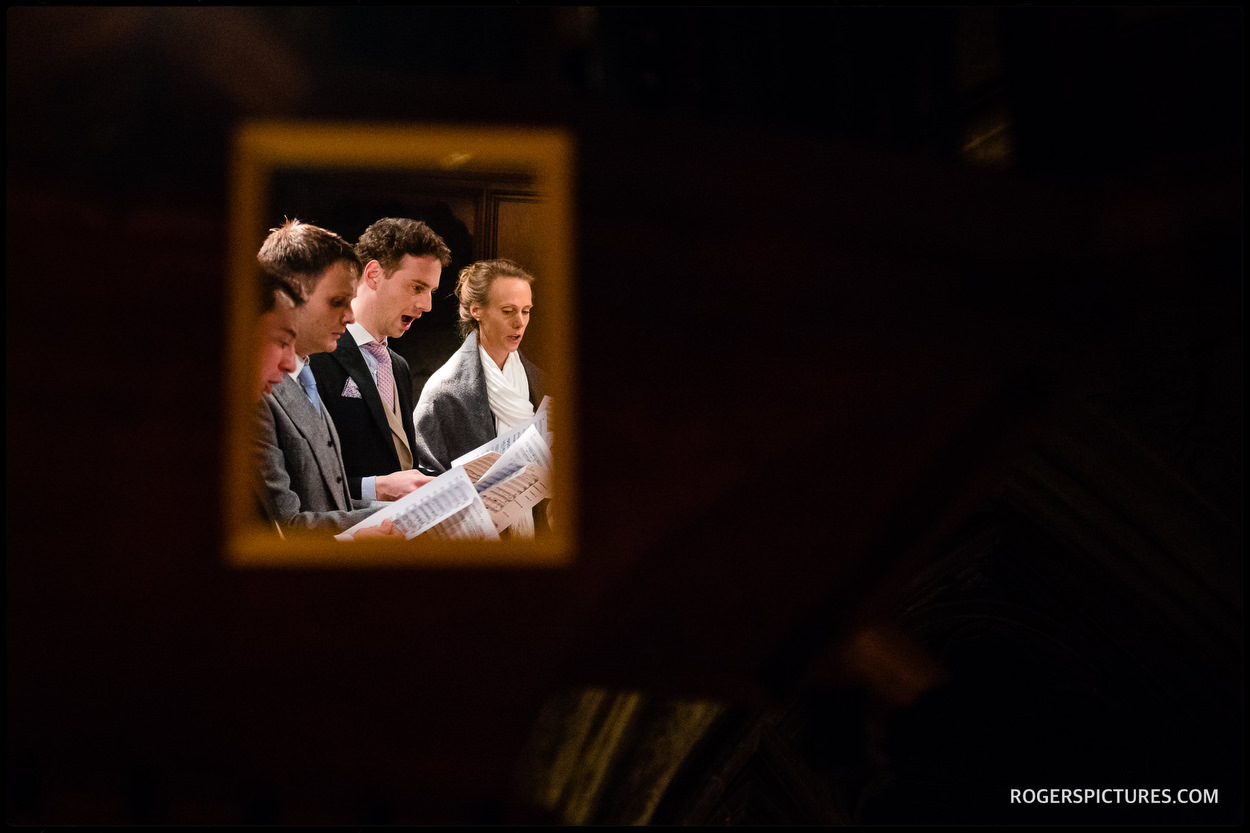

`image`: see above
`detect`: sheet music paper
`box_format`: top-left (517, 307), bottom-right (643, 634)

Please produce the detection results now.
top-left (450, 395), bottom-right (552, 468)
top-left (461, 453), bottom-right (500, 484)
top-left (472, 424), bottom-right (553, 494)
top-left (479, 465), bottom-right (551, 534)
top-left (336, 396), bottom-right (554, 543)
top-left (335, 466), bottom-right (482, 541)
top-left (422, 499), bottom-right (501, 541)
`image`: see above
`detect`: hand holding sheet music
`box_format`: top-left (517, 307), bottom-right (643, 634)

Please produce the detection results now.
top-left (336, 397), bottom-right (555, 543)
top-left (335, 467), bottom-right (498, 542)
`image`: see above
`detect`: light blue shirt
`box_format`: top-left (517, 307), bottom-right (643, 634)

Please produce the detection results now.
top-left (294, 346), bottom-right (384, 501)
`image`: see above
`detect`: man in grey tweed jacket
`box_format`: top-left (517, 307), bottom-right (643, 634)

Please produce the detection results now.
top-left (257, 375), bottom-right (381, 533)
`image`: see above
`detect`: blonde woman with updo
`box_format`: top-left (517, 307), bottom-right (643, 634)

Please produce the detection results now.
top-left (412, 259), bottom-right (547, 535)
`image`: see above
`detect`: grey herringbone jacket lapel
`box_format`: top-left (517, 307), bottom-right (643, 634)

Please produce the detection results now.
top-left (272, 374), bottom-right (352, 512)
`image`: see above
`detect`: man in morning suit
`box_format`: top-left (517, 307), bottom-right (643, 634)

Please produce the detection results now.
top-left (310, 218), bottom-right (451, 501)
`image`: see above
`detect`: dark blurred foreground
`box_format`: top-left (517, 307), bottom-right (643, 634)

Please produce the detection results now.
top-left (7, 7), bottom-right (1241, 824)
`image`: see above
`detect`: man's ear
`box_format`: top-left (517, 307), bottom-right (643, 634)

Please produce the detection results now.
top-left (363, 260), bottom-right (385, 289)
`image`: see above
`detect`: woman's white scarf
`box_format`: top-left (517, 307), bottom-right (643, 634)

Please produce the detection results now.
top-left (479, 345), bottom-right (534, 435)
top-left (480, 344), bottom-right (538, 539)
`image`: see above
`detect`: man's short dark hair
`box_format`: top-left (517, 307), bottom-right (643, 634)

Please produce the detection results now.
top-left (356, 217), bottom-right (453, 275)
top-left (257, 218), bottom-right (362, 299)
top-left (258, 266), bottom-right (305, 316)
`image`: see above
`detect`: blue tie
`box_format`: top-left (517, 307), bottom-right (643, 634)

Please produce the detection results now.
top-left (298, 364), bottom-right (321, 413)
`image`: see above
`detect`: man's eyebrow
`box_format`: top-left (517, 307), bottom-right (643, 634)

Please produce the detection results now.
top-left (282, 327), bottom-right (297, 338)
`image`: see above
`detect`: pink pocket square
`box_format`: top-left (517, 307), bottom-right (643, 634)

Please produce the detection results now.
top-left (342, 377), bottom-right (362, 399)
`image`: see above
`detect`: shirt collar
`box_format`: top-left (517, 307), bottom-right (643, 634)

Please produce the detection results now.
top-left (348, 321), bottom-right (384, 348)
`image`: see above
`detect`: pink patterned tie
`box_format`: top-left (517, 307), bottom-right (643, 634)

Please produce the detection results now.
top-left (360, 340), bottom-right (394, 409)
